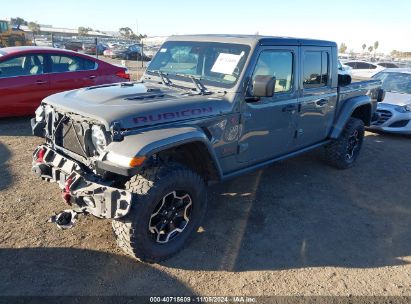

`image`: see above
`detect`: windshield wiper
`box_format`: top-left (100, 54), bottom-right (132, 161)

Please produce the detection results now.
top-left (148, 70), bottom-right (172, 86)
top-left (174, 73), bottom-right (212, 95)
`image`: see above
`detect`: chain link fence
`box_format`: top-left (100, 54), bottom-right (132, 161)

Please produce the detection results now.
top-left (31, 33), bottom-right (156, 80)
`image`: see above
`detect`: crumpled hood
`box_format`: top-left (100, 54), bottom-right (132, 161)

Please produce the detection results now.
top-left (381, 91), bottom-right (411, 106)
top-left (43, 82), bottom-right (233, 129)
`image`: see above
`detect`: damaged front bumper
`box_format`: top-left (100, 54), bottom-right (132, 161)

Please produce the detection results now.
top-left (32, 145), bottom-right (132, 219)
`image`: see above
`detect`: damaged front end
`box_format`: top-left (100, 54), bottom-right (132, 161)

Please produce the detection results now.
top-left (32, 145), bottom-right (132, 219)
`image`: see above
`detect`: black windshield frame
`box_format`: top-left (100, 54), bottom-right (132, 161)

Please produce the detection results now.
top-left (146, 41), bottom-right (251, 89)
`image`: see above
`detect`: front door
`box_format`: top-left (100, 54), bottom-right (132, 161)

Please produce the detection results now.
top-left (238, 46), bottom-right (299, 164)
top-left (0, 54), bottom-right (51, 117)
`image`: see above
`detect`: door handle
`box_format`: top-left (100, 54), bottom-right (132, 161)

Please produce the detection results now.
top-left (36, 80), bottom-right (47, 85)
top-left (316, 99), bottom-right (328, 106)
top-left (282, 104), bottom-right (298, 112)
top-left (88, 75), bottom-right (97, 79)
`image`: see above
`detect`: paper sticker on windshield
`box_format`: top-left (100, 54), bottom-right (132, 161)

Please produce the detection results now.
top-left (211, 53), bottom-right (243, 75)
top-left (160, 48), bottom-right (167, 52)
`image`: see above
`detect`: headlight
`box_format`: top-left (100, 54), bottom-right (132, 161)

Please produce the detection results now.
top-left (395, 104), bottom-right (411, 113)
top-left (91, 125), bottom-right (107, 154)
top-left (34, 106), bottom-right (45, 122)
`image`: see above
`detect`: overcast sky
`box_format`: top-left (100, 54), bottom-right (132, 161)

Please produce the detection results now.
top-left (3, 0), bottom-right (411, 53)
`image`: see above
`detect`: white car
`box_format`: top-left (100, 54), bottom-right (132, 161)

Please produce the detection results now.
top-left (377, 62), bottom-right (400, 68)
top-left (344, 61), bottom-right (386, 79)
top-left (338, 60), bottom-right (352, 76)
top-left (369, 69), bottom-right (411, 134)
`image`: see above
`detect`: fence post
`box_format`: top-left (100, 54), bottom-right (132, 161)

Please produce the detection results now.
top-left (95, 37), bottom-right (98, 58)
top-left (141, 40), bottom-right (144, 68)
top-left (51, 33), bottom-right (54, 47)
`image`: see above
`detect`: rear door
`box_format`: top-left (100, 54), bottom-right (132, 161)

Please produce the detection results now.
top-left (0, 54), bottom-right (51, 116)
top-left (292, 47), bottom-right (337, 149)
top-left (47, 54), bottom-right (99, 93)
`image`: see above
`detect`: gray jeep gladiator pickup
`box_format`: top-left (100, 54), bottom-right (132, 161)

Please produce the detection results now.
top-left (31, 35), bottom-right (383, 262)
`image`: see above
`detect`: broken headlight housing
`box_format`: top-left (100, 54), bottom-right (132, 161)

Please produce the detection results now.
top-left (91, 125), bottom-right (107, 155)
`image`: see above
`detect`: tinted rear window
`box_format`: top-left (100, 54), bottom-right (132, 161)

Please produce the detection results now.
top-left (50, 54), bottom-right (97, 72)
top-left (303, 51), bottom-right (329, 88)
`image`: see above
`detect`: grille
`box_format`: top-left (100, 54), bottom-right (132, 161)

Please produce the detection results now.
top-left (374, 109), bottom-right (393, 126)
top-left (61, 120), bottom-right (88, 157)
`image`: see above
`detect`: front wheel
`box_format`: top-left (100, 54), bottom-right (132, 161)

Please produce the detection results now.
top-left (112, 163), bottom-right (207, 263)
top-left (324, 117), bottom-right (365, 169)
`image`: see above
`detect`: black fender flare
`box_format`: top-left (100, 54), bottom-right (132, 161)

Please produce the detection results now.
top-left (330, 95), bottom-right (372, 139)
top-left (105, 126), bottom-right (223, 179)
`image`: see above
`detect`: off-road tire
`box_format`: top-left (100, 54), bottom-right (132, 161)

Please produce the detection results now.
top-left (112, 163), bottom-right (207, 263)
top-left (324, 117), bottom-right (365, 169)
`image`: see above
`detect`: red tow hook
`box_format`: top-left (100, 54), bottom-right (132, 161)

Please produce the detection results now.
top-left (36, 148), bottom-right (46, 163)
top-left (62, 177), bottom-right (73, 205)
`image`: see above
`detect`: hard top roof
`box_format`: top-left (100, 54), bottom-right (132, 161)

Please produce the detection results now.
top-left (167, 34), bottom-right (336, 47)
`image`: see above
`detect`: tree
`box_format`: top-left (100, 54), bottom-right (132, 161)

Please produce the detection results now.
top-left (119, 27), bottom-right (134, 39)
top-left (362, 44), bottom-right (366, 52)
top-left (78, 26), bottom-right (92, 36)
top-left (391, 50), bottom-right (398, 58)
top-left (339, 42), bottom-right (347, 54)
top-left (373, 41), bottom-right (379, 57)
top-left (10, 17), bottom-right (27, 28)
top-left (368, 46), bottom-right (373, 54)
top-left (28, 22), bottom-right (40, 44)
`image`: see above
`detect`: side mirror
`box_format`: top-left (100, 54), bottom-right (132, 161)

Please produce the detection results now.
top-left (252, 75), bottom-right (276, 97)
top-left (338, 74), bottom-right (352, 86)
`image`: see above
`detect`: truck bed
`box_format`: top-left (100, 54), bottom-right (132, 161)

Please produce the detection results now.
top-left (336, 78), bottom-right (381, 120)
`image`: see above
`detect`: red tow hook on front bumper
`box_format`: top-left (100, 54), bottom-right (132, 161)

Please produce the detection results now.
top-left (62, 177), bottom-right (73, 205)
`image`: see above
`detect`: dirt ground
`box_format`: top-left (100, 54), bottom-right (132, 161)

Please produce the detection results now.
top-left (0, 116), bottom-right (411, 297)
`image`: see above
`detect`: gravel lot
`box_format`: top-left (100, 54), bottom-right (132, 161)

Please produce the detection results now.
top-left (0, 116), bottom-right (411, 297)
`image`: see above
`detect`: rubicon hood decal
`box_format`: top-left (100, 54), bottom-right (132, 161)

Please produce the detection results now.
top-left (133, 107), bottom-right (213, 124)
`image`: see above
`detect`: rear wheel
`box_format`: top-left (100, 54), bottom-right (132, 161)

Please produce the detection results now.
top-left (324, 117), bottom-right (365, 169)
top-left (112, 163), bottom-right (207, 263)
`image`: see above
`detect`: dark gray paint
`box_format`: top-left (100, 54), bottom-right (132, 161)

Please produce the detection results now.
top-left (35, 35), bottom-right (381, 181)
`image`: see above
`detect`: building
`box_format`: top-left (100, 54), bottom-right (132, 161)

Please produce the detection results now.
top-left (20, 24), bottom-right (113, 38)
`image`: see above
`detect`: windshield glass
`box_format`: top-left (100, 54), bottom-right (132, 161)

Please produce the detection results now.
top-left (373, 72), bottom-right (411, 94)
top-left (146, 41), bottom-right (250, 88)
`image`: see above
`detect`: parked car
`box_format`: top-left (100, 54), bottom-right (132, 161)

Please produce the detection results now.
top-left (83, 42), bottom-right (108, 55)
top-left (63, 41), bottom-right (83, 52)
top-left (0, 46), bottom-right (130, 117)
top-left (370, 69), bottom-right (411, 134)
top-left (82, 43), bottom-right (96, 55)
top-left (377, 62), bottom-right (399, 68)
top-left (31, 35), bottom-right (382, 262)
top-left (96, 42), bottom-right (108, 55)
top-left (344, 61), bottom-right (385, 78)
top-left (338, 60), bottom-right (352, 76)
top-left (104, 44), bottom-right (151, 61)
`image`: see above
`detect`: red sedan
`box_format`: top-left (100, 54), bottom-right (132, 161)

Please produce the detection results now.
top-left (0, 46), bottom-right (131, 117)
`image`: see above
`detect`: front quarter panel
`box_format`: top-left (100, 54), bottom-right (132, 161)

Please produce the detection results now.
top-left (104, 126), bottom-right (223, 177)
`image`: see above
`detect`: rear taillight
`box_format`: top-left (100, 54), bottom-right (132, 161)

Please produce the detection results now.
top-left (116, 70), bottom-right (130, 80)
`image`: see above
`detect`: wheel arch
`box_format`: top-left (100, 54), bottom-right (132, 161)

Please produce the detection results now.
top-left (330, 95), bottom-right (372, 139)
top-left (106, 126), bottom-right (223, 183)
